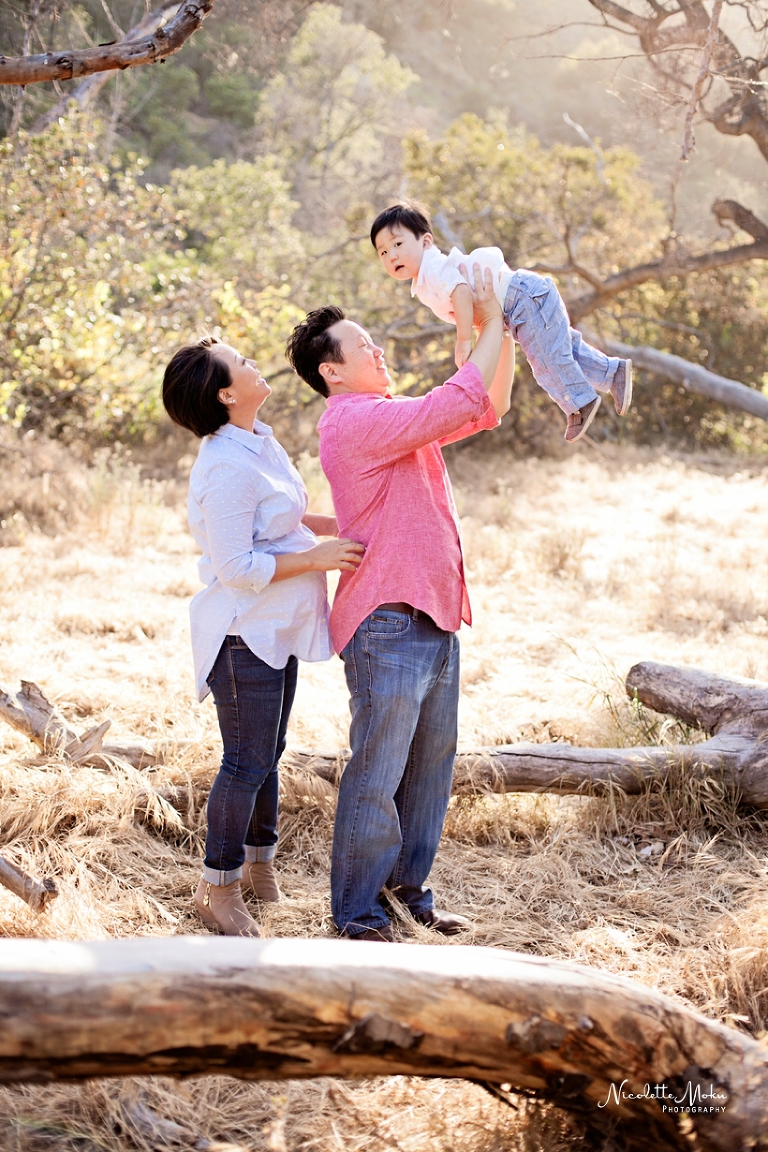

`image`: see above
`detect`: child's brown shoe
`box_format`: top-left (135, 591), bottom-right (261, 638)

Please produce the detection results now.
top-left (564, 396), bottom-right (601, 444)
top-left (611, 359), bottom-right (633, 416)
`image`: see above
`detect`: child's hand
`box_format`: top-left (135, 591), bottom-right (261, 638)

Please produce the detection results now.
top-left (454, 338), bottom-right (472, 369)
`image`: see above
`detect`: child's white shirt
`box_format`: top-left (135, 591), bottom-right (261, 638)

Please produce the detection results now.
top-left (411, 244), bottom-right (514, 325)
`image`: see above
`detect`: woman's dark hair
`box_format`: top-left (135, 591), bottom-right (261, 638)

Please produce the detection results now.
top-left (162, 337), bottom-right (232, 438)
top-left (370, 200), bottom-right (433, 249)
top-left (285, 305), bottom-right (345, 398)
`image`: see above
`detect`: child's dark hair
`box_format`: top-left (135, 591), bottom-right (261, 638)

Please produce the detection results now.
top-left (370, 200), bottom-right (433, 249)
top-left (162, 336), bottom-right (232, 438)
top-left (285, 305), bottom-right (345, 398)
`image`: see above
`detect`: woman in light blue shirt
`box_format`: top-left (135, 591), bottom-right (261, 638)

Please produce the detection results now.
top-left (163, 337), bottom-right (364, 937)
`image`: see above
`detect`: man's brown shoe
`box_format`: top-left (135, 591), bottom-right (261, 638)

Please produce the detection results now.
top-left (413, 908), bottom-right (469, 936)
top-left (346, 924), bottom-right (394, 942)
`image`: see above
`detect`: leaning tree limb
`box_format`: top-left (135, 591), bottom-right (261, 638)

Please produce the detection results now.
top-left (580, 330), bottom-right (768, 422)
top-left (0, 937), bottom-right (764, 1151)
top-left (27, 2), bottom-right (182, 135)
top-left (0, 855), bottom-right (57, 913)
top-left (0, 0), bottom-right (215, 87)
top-left (560, 227), bottom-right (768, 323)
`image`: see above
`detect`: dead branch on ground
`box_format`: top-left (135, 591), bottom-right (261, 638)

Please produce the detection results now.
top-left (0, 855), bottom-right (57, 913)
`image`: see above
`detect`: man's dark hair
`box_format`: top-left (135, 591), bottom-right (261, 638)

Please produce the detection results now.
top-left (162, 337), bottom-right (232, 438)
top-left (370, 200), bottom-right (433, 249)
top-left (286, 306), bottom-right (345, 398)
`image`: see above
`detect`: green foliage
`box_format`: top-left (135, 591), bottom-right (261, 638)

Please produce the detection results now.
top-left (204, 75), bottom-right (259, 129)
top-left (0, 123), bottom-right (309, 444)
top-left (258, 4), bottom-right (416, 216)
top-left (2, 3), bottom-right (767, 455)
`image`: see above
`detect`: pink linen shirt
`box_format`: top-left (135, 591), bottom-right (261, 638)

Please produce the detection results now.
top-left (317, 362), bottom-right (499, 654)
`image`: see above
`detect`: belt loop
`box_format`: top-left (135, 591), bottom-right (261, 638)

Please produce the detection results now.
top-left (413, 608), bottom-right (420, 620)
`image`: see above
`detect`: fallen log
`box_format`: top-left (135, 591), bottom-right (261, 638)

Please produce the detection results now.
top-left (287, 661), bottom-right (768, 808)
top-left (0, 937), bottom-right (764, 1151)
top-left (3, 663), bottom-right (766, 808)
top-left (0, 855), bottom-right (57, 913)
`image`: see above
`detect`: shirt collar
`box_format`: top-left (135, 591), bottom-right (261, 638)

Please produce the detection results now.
top-left (411, 244), bottom-right (445, 297)
top-left (212, 419), bottom-right (272, 453)
top-left (325, 391), bottom-right (392, 406)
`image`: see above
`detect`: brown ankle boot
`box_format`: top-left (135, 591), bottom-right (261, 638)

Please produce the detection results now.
top-left (194, 878), bottom-right (261, 937)
top-left (242, 859), bottom-right (281, 902)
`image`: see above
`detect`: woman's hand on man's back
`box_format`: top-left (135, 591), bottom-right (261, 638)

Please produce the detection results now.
top-left (309, 538), bottom-right (365, 572)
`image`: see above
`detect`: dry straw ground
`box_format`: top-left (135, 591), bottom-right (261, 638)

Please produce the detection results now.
top-left (1, 430), bottom-right (768, 1150)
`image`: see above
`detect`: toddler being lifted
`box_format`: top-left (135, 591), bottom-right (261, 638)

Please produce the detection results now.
top-left (371, 201), bottom-right (632, 444)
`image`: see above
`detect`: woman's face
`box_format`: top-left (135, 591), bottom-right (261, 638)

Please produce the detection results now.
top-left (212, 344), bottom-right (272, 422)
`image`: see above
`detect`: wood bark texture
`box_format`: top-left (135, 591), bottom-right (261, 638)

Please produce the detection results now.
top-left (0, 937), bottom-right (764, 1151)
top-left (0, 0), bottom-right (214, 86)
top-left (3, 663), bottom-right (767, 808)
top-left (28, 2), bottom-right (182, 135)
top-left (0, 679), bottom-right (168, 768)
top-left (0, 855), bottom-right (57, 913)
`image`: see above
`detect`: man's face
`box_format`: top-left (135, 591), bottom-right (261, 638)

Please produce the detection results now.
top-left (321, 320), bottom-right (391, 395)
top-left (374, 225), bottom-right (432, 280)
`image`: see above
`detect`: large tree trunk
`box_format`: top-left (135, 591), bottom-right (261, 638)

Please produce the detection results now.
top-left (0, 937), bottom-right (764, 1151)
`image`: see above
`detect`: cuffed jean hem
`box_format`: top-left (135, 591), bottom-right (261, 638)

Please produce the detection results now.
top-left (341, 919), bottom-right (390, 939)
top-left (203, 865), bottom-right (243, 886)
top-left (244, 844), bottom-right (277, 863)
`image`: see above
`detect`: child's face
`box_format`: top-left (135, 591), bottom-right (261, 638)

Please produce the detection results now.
top-left (374, 225), bottom-right (433, 280)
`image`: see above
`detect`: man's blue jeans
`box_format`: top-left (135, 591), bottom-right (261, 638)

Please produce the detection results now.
top-left (505, 270), bottom-right (621, 416)
top-left (332, 609), bottom-right (460, 936)
top-left (203, 637), bottom-right (297, 885)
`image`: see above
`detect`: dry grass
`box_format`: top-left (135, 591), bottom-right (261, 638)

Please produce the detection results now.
top-left (1, 437), bottom-right (768, 1150)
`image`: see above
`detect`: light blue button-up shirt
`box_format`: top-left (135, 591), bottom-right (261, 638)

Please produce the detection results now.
top-left (187, 420), bottom-right (331, 700)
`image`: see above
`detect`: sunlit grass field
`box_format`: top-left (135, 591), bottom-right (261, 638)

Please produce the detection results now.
top-left (1, 434), bottom-right (767, 1150)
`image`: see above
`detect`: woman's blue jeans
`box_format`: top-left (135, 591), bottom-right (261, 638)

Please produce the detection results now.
top-left (332, 609), bottom-right (460, 937)
top-left (203, 637), bottom-right (297, 885)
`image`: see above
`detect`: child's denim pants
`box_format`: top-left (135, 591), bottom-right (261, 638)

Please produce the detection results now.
top-left (504, 270), bottom-right (621, 416)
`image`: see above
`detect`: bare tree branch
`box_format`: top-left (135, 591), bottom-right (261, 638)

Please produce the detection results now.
top-left (27, 1), bottom-right (182, 134)
top-left (566, 197), bottom-right (768, 321)
top-left (587, 0), bottom-right (768, 162)
top-left (0, 0), bottom-right (215, 87)
top-left (680, 0), bottom-right (724, 158)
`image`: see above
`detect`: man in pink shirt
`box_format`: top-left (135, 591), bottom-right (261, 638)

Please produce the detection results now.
top-left (286, 270), bottom-right (513, 940)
